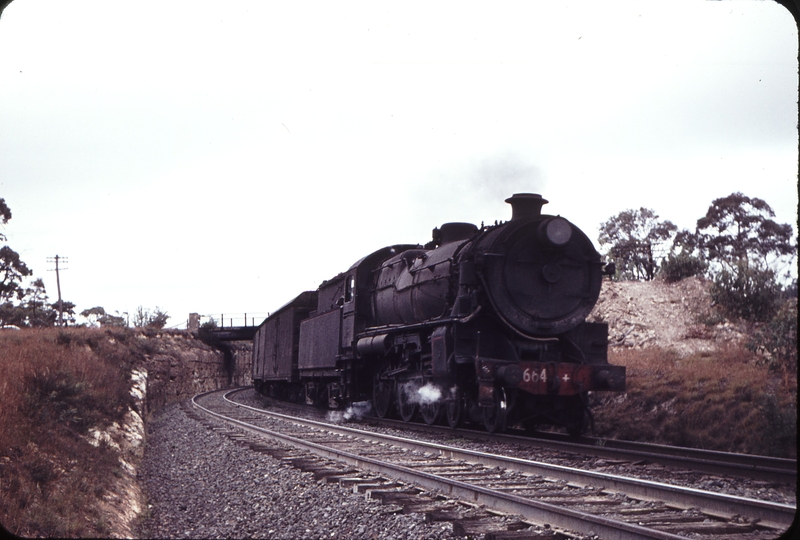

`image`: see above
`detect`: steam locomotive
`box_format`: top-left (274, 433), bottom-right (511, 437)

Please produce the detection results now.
top-left (252, 194), bottom-right (625, 435)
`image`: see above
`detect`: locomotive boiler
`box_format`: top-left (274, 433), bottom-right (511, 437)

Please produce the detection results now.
top-left (252, 193), bottom-right (625, 435)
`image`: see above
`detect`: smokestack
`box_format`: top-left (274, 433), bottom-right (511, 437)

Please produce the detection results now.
top-left (505, 193), bottom-right (548, 220)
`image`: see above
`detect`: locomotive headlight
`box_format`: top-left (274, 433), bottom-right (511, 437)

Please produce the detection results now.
top-left (540, 217), bottom-right (572, 246)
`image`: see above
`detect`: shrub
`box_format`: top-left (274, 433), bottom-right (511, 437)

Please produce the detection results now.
top-left (132, 306), bottom-right (169, 329)
top-left (709, 264), bottom-right (781, 322)
top-left (760, 392), bottom-right (797, 456)
top-left (23, 369), bottom-right (94, 430)
top-left (199, 318), bottom-right (218, 331)
top-left (748, 299), bottom-right (798, 372)
top-left (659, 253), bottom-right (707, 283)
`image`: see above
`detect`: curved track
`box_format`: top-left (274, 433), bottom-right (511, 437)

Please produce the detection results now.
top-left (371, 417), bottom-right (797, 484)
top-left (192, 388), bottom-right (795, 539)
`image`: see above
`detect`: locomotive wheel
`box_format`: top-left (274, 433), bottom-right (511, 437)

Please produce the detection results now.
top-left (420, 400), bottom-right (442, 425)
top-left (445, 389), bottom-right (465, 429)
top-left (372, 377), bottom-right (394, 419)
top-left (396, 383), bottom-right (418, 422)
top-left (483, 387), bottom-right (508, 434)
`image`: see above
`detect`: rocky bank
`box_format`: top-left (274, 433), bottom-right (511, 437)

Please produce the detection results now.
top-left (588, 276), bottom-right (745, 355)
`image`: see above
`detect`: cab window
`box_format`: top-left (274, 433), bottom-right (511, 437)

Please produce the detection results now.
top-left (344, 275), bottom-right (355, 303)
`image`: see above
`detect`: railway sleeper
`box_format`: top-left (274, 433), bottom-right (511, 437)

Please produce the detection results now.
top-left (312, 468), bottom-right (359, 481)
top-left (366, 491), bottom-right (423, 505)
top-left (354, 481), bottom-right (402, 493)
top-left (484, 531), bottom-right (568, 540)
top-left (653, 521), bottom-right (759, 535)
top-left (336, 476), bottom-right (385, 488)
top-left (403, 502), bottom-right (460, 515)
top-left (453, 517), bottom-right (532, 537)
top-left (425, 508), bottom-right (495, 522)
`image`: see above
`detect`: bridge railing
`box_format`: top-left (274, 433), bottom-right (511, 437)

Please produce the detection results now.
top-left (191, 313), bottom-right (271, 330)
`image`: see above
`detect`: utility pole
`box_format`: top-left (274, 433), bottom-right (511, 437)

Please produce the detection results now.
top-left (47, 255), bottom-right (68, 326)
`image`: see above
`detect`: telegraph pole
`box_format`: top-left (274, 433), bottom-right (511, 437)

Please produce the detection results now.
top-left (47, 255), bottom-right (68, 326)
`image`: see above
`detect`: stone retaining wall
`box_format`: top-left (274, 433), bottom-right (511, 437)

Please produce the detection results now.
top-left (138, 331), bottom-right (253, 415)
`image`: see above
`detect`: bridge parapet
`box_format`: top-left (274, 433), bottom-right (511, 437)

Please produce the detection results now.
top-left (202, 326), bottom-right (258, 342)
top-left (187, 312), bottom-right (267, 340)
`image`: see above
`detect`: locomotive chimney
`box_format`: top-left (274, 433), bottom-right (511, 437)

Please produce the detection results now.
top-left (505, 193), bottom-right (548, 220)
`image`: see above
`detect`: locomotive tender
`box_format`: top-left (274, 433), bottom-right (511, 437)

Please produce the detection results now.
top-left (252, 194), bottom-right (625, 435)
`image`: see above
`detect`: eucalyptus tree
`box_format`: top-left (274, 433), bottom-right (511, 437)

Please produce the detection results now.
top-left (598, 208), bottom-right (677, 281)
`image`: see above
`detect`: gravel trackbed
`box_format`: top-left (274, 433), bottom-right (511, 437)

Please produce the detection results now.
top-left (135, 401), bottom-right (466, 539)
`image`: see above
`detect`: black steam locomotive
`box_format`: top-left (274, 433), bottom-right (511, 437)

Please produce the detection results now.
top-left (252, 194), bottom-right (625, 435)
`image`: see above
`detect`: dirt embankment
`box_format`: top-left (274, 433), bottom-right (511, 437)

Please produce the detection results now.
top-left (588, 276), bottom-right (744, 355)
top-left (587, 277), bottom-right (796, 458)
top-left (0, 327), bottom-right (252, 538)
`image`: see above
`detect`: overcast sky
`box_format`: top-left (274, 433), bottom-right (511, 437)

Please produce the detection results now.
top-left (0, 0), bottom-right (797, 328)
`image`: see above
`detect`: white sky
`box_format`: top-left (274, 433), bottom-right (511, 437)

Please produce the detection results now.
top-left (0, 0), bottom-right (797, 328)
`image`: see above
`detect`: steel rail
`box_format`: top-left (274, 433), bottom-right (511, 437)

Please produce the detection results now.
top-left (587, 438), bottom-right (795, 471)
top-left (251, 391), bottom-right (795, 483)
top-left (223, 392), bottom-right (794, 530)
top-left (375, 417), bottom-right (796, 483)
top-left (194, 390), bottom-right (689, 540)
top-left (213, 389), bottom-right (795, 531)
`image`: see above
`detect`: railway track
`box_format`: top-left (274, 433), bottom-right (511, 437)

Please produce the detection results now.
top-left (370, 417), bottom-right (797, 484)
top-left (192, 388), bottom-right (795, 539)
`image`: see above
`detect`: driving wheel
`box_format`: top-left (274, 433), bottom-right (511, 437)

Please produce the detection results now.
top-left (446, 386), bottom-right (465, 429)
top-left (396, 383), bottom-right (418, 422)
top-left (483, 387), bottom-right (508, 434)
top-left (372, 377), bottom-right (394, 419)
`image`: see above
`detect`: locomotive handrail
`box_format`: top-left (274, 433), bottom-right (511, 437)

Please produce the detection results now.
top-left (357, 313), bottom-right (476, 338)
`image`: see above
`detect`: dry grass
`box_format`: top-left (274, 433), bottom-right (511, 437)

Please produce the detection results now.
top-left (593, 343), bottom-right (797, 458)
top-left (0, 327), bottom-right (141, 538)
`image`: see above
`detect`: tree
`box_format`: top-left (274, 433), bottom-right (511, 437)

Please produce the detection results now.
top-left (98, 312), bottom-right (126, 327)
top-left (0, 198), bottom-right (53, 327)
top-left (0, 245), bottom-right (32, 306)
top-left (80, 306), bottom-right (126, 327)
top-left (22, 278), bottom-right (57, 327)
top-left (0, 198), bottom-right (33, 322)
top-left (696, 192), bottom-right (795, 275)
top-left (0, 197), bottom-right (11, 241)
top-left (695, 193), bottom-right (796, 322)
top-left (81, 306), bottom-right (107, 327)
top-left (51, 300), bottom-right (76, 326)
top-left (598, 208), bottom-right (677, 281)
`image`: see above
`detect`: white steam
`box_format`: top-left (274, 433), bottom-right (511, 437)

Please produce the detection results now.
top-left (398, 382), bottom-right (443, 405)
top-left (417, 383), bottom-right (442, 404)
top-left (326, 401), bottom-right (373, 423)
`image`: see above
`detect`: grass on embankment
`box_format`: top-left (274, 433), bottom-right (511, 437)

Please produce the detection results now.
top-left (593, 343), bottom-right (797, 458)
top-left (0, 327), bottom-right (145, 538)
